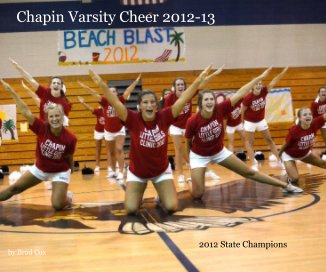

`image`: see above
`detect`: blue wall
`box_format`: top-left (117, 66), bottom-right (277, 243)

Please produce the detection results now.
top-left (0, 0), bottom-right (325, 33)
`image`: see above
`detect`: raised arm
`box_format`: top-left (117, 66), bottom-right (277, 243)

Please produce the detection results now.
top-left (77, 96), bottom-right (94, 112)
top-left (1, 79), bottom-right (35, 125)
top-left (89, 70), bottom-right (128, 122)
top-left (172, 65), bottom-right (212, 118)
top-left (122, 74), bottom-right (141, 100)
top-left (230, 67), bottom-right (272, 107)
top-left (22, 80), bottom-right (40, 107)
top-left (267, 66), bottom-right (288, 91)
top-left (198, 64), bottom-right (225, 89)
top-left (77, 81), bottom-right (102, 102)
top-left (9, 58), bottom-right (39, 91)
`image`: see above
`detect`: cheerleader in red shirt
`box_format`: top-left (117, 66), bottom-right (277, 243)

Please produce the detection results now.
top-left (279, 107), bottom-right (326, 184)
top-left (311, 87), bottom-right (326, 147)
top-left (78, 75), bottom-right (140, 179)
top-left (78, 96), bottom-right (107, 172)
top-left (10, 58), bottom-right (71, 126)
top-left (185, 68), bottom-right (303, 200)
top-left (217, 93), bottom-right (256, 168)
top-left (242, 67), bottom-right (288, 164)
top-left (0, 80), bottom-right (77, 211)
top-left (89, 66), bottom-right (214, 214)
top-left (164, 67), bottom-right (224, 184)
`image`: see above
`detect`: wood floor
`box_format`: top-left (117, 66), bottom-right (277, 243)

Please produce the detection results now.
top-left (0, 159), bottom-right (325, 272)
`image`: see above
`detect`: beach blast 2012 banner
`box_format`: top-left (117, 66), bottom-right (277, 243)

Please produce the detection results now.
top-left (57, 27), bottom-right (185, 65)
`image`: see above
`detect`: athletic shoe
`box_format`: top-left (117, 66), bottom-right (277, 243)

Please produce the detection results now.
top-left (283, 183), bottom-right (303, 193)
top-left (107, 167), bottom-right (115, 178)
top-left (205, 169), bottom-right (220, 180)
top-left (269, 154), bottom-right (277, 162)
top-left (116, 172), bottom-right (124, 180)
top-left (251, 164), bottom-right (259, 171)
top-left (94, 166), bottom-right (100, 172)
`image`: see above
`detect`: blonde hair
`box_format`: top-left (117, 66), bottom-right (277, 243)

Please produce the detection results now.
top-left (44, 102), bottom-right (64, 117)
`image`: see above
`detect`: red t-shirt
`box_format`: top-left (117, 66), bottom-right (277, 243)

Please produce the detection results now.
top-left (311, 100), bottom-right (326, 125)
top-left (185, 100), bottom-right (232, 156)
top-left (226, 99), bottom-right (242, 127)
top-left (243, 87), bottom-right (268, 123)
top-left (29, 118), bottom-right (77, 173)
top-left (163, 92), bottom-right (194, 129)
top-left (92, 108), bottom-right (105, 133)
top-left (124, 107), bottom-right (175, 178)
top-left (100, 96), bottom-right (126, 133)
top-left (284, 116), bottom-right (325, 158)
top-left (36, 85), bottom-right (72, 121)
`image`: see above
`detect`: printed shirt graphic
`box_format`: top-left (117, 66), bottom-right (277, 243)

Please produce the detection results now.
top-left (311, 100), bottom-right (326, 125)
top-left (186, 100), bottom-right (232, 156)
top-left (124, 107), bottom-right (174, 178)
top-left (29, 118), bottom-right (77, 173)
top-left (284, 116), bottom-right (325, 158)
top-left (100, 96), bottom-right (126, 133)
top-left (36, 85), bottom-right (72, 121)
top-left (92, 107), bottom-right (105, 133)
top-left (226, 99), bottom-right (242, 127)
top-left (243, 87), bottom-right (268, 123)
top-left (163, 92), bottom-right (195, 129)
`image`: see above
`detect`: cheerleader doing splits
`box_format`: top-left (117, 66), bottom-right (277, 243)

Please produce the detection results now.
top-left (89, 65), bottom-right (214, 214)
top-left (185, 68), bottom-right (303, 200)
top-left (279, 107), bottom-right (326, 184)
top-left (0, 80), bottom-right (77, 210)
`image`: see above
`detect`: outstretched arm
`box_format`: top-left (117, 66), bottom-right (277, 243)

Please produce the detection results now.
top-left (22, 80), bottom-right (40, 107)
top-left (267, 66), bottom-right (288, 91)
top-left (230, 67), bottom-right (272, 107)
top-left (9, 58), bottom-right (39, 90)
top-left (77, 81), bottom-right (102, 102)
top-left (1, 79), bottom-right (35, 125)
top-left (89, 70), bottom-right (128, 122)
top-left (123, 74), bottom-right (141, 100)
top-left (172, 65), bottom-right (212, 118)
top-left (198, 64), bottom-right (225, 89)
top-left (77, 96), bottom-right (94, 112)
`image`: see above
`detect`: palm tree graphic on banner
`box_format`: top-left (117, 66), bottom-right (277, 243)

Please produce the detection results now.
top-left (170, 30), bottom-right (184, 62)
top-left (3, 119), bottom-right (16, 140)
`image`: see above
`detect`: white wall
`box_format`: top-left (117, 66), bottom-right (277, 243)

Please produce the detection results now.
top-left (0, 24), bottom-right (325, 78)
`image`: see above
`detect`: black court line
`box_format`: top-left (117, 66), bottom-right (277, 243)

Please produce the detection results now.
top-left (258, 193), bottom-right (320, 219)
top-left (115, 179), bottom-right (200, 272)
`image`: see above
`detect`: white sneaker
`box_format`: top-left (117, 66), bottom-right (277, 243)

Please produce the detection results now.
top-left (116, 172), bottom-right (123, 180)
top-left (269, 154), bottom-right (277, 162)
top-left (322, 154), bottom-right (326, 161)
top-left (94, 166), bottom-right (100, 172)
top-left (283, 183), bottom-right (303, 193)
top-left (107, 167), bottom-right (115, 178)
top-left (205, 170), bottom-right (220, 180)
top-left (251, 164), bottom-right (259, 171)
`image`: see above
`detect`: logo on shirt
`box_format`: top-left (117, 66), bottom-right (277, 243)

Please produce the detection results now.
top-left (250, 98), bottom-right (265, 111)
top-left (198, 120), bottom-right (222, 142)
top-left (180, 103), bottom-right (191, 115)
top-left (40, 139), bottom-right (66, 160)
top-left (317, 104), bottom-right (326, 115)
top-left (231, 106), bottom-right (241, 120)
top-left (107, 106), bottom-right (116, 117)
top-left (140, 125), bottom-right (166, 148)
top-left (298, 133), bottom-right (315, 150)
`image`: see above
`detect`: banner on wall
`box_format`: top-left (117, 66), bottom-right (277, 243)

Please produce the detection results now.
top-left (0, 104), bottom-right (18, 143)
top-left (214, 87), bottom-right (294, 124)
top-left (57, 27), bottom-right (185, 65)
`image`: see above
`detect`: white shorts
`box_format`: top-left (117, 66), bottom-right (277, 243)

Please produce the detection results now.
top-left (104, 126), bottom-right (126, 141)
top-left (169, 125), bottom-right (185, 136)
top-left (94, 130), bottom-right (105, 140)
top-left (322, 122), bottom-right (326, 129)
top-left (281, 151), bottom-right (311, 162)
top-left (126, 164), bottom-right (173, 184)
top-left (189, 147), bottom-right (233, 169)
top-left (29, 165), bottom-right (71, 184)
top-left (244, 119), bottom-right (269, 132)
top-left (226, 123), bottom-right (244, 134)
